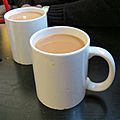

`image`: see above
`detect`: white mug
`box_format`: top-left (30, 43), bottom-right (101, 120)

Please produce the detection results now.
top-left (30, 26), bottom-right (115, 110)
top-left (4, 7), bottom-right (47, 65)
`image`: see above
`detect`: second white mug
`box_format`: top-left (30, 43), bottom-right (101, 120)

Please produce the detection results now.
top-left (4, 7), bottom-right (48, 65)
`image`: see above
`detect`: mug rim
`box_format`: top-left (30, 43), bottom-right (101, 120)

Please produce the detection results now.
top-left (30, 26), bottom-right (90, 56)
top-left (4, 7), bottom-right (46, 23)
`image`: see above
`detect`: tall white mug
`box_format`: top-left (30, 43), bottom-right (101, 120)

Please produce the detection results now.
top-left (30, 26), bottom-right (115, 110)
top-left (4, 7), bottom-right (47, 65)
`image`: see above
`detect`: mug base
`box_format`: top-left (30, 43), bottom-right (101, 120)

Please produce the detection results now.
top-left (13, 58), bottom-right (32, 65)
top-left (37, 93), bottom-right (85, 110)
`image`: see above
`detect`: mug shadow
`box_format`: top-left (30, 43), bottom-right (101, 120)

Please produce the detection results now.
top-left (13, 62), bottom-right (36, 95)
top-left (82, 94), bottom-right (107, 119)
top-left (13, 62), bottom-right (107, 120)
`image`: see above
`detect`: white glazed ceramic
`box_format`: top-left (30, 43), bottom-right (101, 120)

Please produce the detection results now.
top-left (30, 26), bottom-right (115, 110)
top-left (4, 7), bottom-right (47, 65)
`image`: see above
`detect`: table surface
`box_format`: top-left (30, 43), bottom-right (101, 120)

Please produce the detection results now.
top-left (0, 24), bottom-right (120, 120)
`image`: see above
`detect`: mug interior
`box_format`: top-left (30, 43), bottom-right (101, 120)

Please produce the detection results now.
top-left (4, 7), bottom-right (45, 22)
top-left (30, 26), bottom-right (90, 56)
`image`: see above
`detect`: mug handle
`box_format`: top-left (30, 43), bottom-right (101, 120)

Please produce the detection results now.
top-left (87, 47), bottom-right (115, 91)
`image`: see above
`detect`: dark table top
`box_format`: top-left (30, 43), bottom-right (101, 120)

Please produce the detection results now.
top-left (0, 24), bottom-right (120, 120)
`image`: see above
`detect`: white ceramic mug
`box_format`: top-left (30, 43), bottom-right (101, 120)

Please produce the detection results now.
top-left (4, 7), bottom-right (47, 65)
top-left (30, 26), bottom-right (115, 110)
